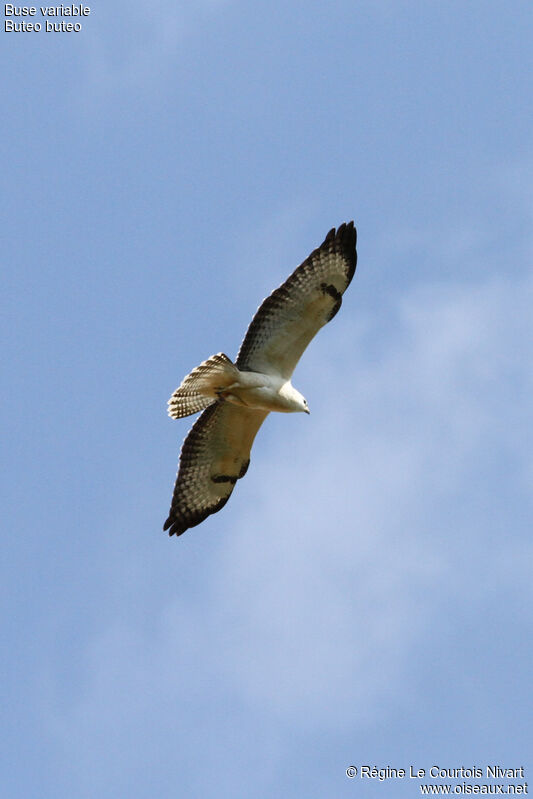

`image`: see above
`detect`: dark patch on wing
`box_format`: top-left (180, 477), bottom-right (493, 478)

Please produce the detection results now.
top-left (320, 282), bottom-right (343, 321)
top-left (211, 474), bottom-right (238, 485)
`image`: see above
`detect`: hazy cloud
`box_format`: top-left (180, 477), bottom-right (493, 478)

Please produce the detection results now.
top-left (49, 229), bottom-right (532, 786)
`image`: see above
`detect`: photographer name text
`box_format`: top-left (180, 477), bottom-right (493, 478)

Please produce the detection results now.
top-left (352, 766), bottom-right (525, 781)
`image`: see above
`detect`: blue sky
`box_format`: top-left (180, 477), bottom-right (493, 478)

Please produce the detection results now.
top-left (2, 1), bottom-right (532, 797)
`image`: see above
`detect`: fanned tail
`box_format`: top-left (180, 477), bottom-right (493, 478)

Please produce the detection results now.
top-left (167, 353), bottom-right (240, 419)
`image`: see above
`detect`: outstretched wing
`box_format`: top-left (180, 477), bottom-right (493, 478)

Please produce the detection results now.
top-left (236, 222), bottom-right (357, 379)
top-left (163, 402), bottom-right (269, 536)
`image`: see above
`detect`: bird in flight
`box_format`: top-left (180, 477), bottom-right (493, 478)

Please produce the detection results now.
top-left (164, 222), bottom-right (357, 537)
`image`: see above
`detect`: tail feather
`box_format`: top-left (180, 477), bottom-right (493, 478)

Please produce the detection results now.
top-left (167, 353), bottom-right (240, 419)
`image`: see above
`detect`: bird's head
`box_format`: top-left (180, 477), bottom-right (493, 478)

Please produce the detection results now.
top-left (299, 394), bottom-right (310, 414)
top-left (282, 383), bottom-right (310, 414)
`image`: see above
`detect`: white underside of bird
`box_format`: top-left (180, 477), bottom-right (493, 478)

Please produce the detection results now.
top-left (167, 352), bottom-right (310, 417)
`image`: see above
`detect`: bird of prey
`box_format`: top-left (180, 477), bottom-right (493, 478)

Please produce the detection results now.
top-left (164, 222), bottom-right (357, 537)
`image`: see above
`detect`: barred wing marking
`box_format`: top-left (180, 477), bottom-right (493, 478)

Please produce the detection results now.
top-left (236, 222), bottom-right (357, 379)
top-left (163, 402), bottom-right (269, 536)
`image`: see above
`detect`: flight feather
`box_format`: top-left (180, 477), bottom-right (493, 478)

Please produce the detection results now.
top-left (236, 221), bottom-right (357, 378)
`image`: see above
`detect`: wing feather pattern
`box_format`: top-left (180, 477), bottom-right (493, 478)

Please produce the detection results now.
top-left (163, 402), bottom-right (269, 536)
top-left (164, 222), bottom-right (357, 538)
top-left (236, 222), bottom-right (357, 378)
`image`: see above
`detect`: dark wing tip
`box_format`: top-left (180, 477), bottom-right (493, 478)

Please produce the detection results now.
top-left (328, 221), bottom-right (357, 282)
top-left (325, 221), bottom-right (355, 239)
top-left (163, 516), bottom-right (187, 536)
top-left (330, 220), bottom-right (356, 249)
top-left (163, 494), bottom-right (232, 539)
